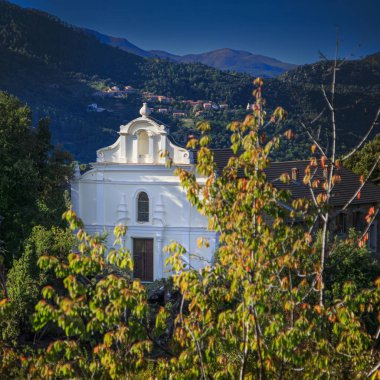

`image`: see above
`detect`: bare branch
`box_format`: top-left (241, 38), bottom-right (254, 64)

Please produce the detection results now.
top-left (321, 84), bottom-right (333, 111)
top-left (341, 107), bottom-right (380, 161)
top-left (300, 121), bottom-right (326, 156)
top-left (308, 215), bottom-right (319, 235)
top-left (318, 50), bottom-right (329, 61)
top-left (310, 108), bottom-right (326, 125)
top-left (367, 361), bottom-right (380, 377)
top-left (337, 41), bottom-right (363, 68)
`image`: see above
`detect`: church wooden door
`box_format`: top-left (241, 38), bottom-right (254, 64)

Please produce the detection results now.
top-left (133, 238), bottom-right (153, 282)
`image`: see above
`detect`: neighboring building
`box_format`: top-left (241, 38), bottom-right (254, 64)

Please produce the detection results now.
top-left (211, 150), bottom-right (380, 258)
top-left (158, 108), bottom-right (168, 114)
top-left (158, 96), bottom-right (172, 104)
top-left (266, 160), bottom-right (380, 256)
top-left (147, 95), bottom-right (160, 102)
top-left (203, 102), bottom-right (212, 110)
top-left (72, 104), bottom-right (216, 282)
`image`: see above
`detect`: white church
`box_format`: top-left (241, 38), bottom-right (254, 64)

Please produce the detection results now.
top-left (71, 104), bottom-right (217, 282)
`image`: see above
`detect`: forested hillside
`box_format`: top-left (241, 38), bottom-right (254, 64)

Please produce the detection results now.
top-left (266, 54), bottom-right (380, 160)
top-left (0, 0), bottom-right (379, 163)
top-left (0, 1), bottom-right (252, 161)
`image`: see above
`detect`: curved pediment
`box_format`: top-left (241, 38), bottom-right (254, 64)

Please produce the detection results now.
top-left (96, 104), bottom-right (191, 165)
top-left (120, 117), bottom-right (166, 136)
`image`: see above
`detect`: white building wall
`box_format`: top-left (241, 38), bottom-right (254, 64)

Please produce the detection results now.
top-left (72, 107), bottom-right (217, 281)
top-left (73, 165), bottom-right (216, 280)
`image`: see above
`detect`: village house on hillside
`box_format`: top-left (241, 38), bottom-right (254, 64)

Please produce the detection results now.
top-left (172, 111), bottom-right (186, 118)
top-left (72, 105), bottom-right (380, 282)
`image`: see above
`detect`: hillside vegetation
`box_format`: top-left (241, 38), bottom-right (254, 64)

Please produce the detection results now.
top-left (0, 1), bottom-right (379, 163)
top-left (0, 1), bottom-right (252, 161)
top-left (265, 54), bottom-right (380, 160)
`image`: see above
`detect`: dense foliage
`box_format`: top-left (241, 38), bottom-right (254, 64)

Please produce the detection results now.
top-left (0, 93), bottom-right (74, 355)
top-left (1, 226), bottom-right (75, 346)
top-left (0, 92), bottom-right (72, 262)
top-left (345, 133), bottom-right (380, 186)
top-left (324, 230), bottom-right (380, 307)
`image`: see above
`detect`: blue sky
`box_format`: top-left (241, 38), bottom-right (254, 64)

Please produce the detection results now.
top-left (10, 0), bottom-right (380, 64)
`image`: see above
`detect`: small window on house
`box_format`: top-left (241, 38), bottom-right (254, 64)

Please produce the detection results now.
top-left (353, 211), bottom-right (364, 231)
top-left (369, 222), bottom-right (377, 252)
top-left (138, 130), bottom-right (149, 156)
top-left (137, 192), bottom-right (149, 222)
top-left (336, 213), bottom-right (347, 234)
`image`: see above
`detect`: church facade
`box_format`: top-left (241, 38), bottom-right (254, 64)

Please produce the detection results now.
top-left (71, 104), bottom-right (216, 281)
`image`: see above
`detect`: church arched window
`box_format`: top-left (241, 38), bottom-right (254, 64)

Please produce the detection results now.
top-left (138, 130), bottom-right (149, 156)
top-left (137, 191), bottom-right (149, 222)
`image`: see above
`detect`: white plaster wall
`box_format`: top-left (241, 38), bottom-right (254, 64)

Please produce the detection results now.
top-left (72, 164), bottom-right (216, 280)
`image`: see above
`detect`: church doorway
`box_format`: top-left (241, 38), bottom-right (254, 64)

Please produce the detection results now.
top-left (133, 238), bottom-right (154, 282)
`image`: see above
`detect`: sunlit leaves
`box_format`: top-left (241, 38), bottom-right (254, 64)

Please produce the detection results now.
top-left (159, 80), bottom-right (380, 379)
top-left (253, 77), bottom-right (264, 87)
top-left (273, 106), bottom-right (288, 122)
top-left (27, 209), bottom-right (158, 378)
top-left (284, 129), bottom-right (294, 140)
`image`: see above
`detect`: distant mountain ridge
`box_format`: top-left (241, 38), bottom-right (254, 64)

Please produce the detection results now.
top-left (84, 28), bottom-right (152, 58)
top-left (0, 0), bottom-right (253, 161)
top-left (84, 29), bottom-right (297, 77)
top-left (1, 0), bottom-right (379, 164)
top-left (173, 48), bottom-right (297, 77)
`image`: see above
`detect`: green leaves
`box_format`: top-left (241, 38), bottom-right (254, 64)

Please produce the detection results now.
top-left (158, 81), bottom-right (380, 379)
top-left (25, 209), bottom-right (158, 378)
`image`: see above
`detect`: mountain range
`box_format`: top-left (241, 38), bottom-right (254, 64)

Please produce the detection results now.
top-left (0, 0), bottom-right (379, 164)
top-left (85, 28), bottom-right (297, 77)
top-left (0, 0), bottom-right (253, 161)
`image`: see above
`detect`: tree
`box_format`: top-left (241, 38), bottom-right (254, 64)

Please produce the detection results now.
top-left (0, 92), bottom-right (72, 265)
top-left (0, 226), bottom-right (75, 346)
top-left (27, 211), bottom-right (168, 379)
top-left (345, 133), bottom-right (380, 186)
top-left (299, 42), bottom-right (380, 307)
top-left (324, 229), bottom-right (380, 306)
top-left (159, 78), bottom-right (380, 379)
